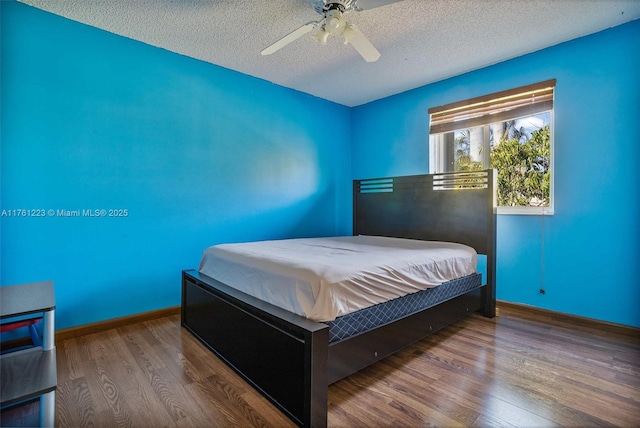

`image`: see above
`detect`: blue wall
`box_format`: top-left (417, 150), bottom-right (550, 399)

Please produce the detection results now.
top-left (1, 2), bottom-right (352, 329)
top-left (352, 20), bottom-right (640, 328)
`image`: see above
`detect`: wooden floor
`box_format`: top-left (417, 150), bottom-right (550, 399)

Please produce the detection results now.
top-left (2, 304), bottom-right (639, 427)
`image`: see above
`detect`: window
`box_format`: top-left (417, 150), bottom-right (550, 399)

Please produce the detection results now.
top-left (428, 80), bottom-right (555, 215)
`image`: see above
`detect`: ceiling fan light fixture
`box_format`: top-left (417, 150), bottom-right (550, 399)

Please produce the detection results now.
top-left (325, 10), bottom-right (346, 35)
top-left (313, 27), bottom-right (330, 45)
top-left (261, 0), bottom-right (384, 62)
top-left (343, 23), bottom-right (356, 44)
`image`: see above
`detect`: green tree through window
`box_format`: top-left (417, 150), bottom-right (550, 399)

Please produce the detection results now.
top-left (490, 124), bottom-right (550, 207)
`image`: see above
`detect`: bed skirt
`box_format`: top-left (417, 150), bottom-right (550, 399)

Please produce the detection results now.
top-left (327, 272), bottom-right (482, 342)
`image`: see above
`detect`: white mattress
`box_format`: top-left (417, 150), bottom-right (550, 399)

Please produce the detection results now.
top-left (198, 235), bottom-right (478, 322)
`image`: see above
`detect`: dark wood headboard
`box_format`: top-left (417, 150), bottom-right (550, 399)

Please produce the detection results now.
top-left (353, 169), bottom-right (495, 254)
top-left (353, 169), bottom-right (496, 314)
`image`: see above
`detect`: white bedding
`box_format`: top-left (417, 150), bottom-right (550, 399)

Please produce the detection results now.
top-left (198, 235), bottom-right (477, 322)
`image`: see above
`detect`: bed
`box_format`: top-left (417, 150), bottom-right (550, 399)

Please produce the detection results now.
top-left (181, 169), bottom-right (496, 427)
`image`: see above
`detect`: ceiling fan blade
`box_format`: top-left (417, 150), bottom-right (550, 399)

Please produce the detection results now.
top-left (261, 21), bottom-right (318, 55)
top-left (343, 25), bottom-right (380, 62)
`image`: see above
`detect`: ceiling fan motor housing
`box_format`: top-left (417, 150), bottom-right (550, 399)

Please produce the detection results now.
top-left (315, 0), bottom-right (355, 14)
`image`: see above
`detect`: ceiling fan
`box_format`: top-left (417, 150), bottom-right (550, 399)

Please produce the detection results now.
top-left (261, 0), bottom-right (403, 62)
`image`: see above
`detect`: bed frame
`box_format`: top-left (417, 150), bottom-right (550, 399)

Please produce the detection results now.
top-left (181, 169), bottom-right (496, 427)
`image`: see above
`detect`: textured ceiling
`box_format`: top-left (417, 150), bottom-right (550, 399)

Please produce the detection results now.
top-left (19, 0), bottom-right (640, 107)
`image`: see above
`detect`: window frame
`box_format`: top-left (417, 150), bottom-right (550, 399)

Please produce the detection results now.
top-left (428, 81), bottom-right (555, 216)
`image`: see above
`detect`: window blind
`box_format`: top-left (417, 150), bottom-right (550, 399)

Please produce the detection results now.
top-left (428, 79), bottom-right (556, 135)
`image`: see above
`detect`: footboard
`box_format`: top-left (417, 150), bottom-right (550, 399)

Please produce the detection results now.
top-left (181, 270), bottom-right (329, 427)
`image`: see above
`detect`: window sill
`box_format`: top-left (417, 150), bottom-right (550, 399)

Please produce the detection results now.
top-left (497, 206), bottom-right (554, 216)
